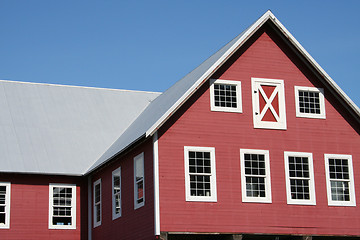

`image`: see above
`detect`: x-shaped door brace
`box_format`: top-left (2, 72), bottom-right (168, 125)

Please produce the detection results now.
top-left (258, 86), bottom-right (280, 122)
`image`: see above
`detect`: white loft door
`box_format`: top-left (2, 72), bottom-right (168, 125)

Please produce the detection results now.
top-left (251, 78), bottom-right (286, 130)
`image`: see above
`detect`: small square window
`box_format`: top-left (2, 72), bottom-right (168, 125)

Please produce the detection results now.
top-left (295, 86), bottom-right (325, 119)
top-left (210, 79), bottom-right (242, 113)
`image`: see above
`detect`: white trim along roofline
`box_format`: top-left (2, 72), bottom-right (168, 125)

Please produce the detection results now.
top-left (145, 11), bottom-right (271, 137)
top-left (145, 10), bottom-right (359, 138)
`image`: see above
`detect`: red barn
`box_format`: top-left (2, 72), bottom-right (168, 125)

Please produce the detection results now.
top-left (0, 11), bottom-right (359, 240)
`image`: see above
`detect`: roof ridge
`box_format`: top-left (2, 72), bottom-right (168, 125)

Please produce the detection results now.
top-left (0, 79), bottom-right (162, 94)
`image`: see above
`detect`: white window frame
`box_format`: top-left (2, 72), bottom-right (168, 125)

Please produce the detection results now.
top-left (134, 153), bottom-right (145, 209)
top-left (184, 146), bottom-right (217, 202)
top-left (284, 152), bottom-right (316, 205)
top-left (295, 86), bottom-right (325, 119)
top-left (324, 154), bottom-right (356, 206)
top-left (93, 179), bottom-right (101, 228)
top-left (0, 182), bottom-right (10, 229)
top-left (210, 79), bottom-right (242, 113)
top-left (48, 183), bottom-right (76, 229)
top-left (112, 167), bottom-right (121, 220)
top-left (251, 78), bottom-right (287, 130)
top-left (240, 149), bottom-right (272, 203)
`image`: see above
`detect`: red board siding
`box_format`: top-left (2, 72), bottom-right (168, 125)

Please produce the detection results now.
top-left (158, 25), bottom-right (360, 236)
top-left (91, 138), bottom-right (154, 240)
top-left (0, 174), bottom-right (87, 240)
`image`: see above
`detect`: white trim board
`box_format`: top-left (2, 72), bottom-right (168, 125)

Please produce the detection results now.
top-left (153, 132), bottom-right (160, 235)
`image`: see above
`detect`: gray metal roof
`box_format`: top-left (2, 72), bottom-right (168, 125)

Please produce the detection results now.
top-left (2, 11), bottom-right (358, 176)
top-left (0, 80), bottom-right (160, 175)
top-left (86, 10), bottom-right (360, 174)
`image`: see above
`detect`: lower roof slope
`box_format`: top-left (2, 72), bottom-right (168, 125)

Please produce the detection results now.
top-left (0, 80), bottom-right (160, 175)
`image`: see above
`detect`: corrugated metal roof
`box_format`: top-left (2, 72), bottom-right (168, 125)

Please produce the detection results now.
top-left (86, 10), bottom-right (360, 174)
top-left (0, 80), bottom-right (160, 175)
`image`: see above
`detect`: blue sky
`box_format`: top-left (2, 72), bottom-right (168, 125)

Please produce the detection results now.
top-left (1, 1), bottom-right (359, 106)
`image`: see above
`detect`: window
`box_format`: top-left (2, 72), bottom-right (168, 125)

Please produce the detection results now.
top-left (240, 149), bottom-right (271, 203)
top-left (325, 154), bottom-right (356, 206)
top-left (251, 78), bottom-right (287, 130)
top-left (295, 86), bottom-right (325, 119)
top-left (112, 167), bottom-right (121, 219)
top-left (184, 146), bottom-right (217, 202)
top-left (93, 179), bottom-right (101, 227)
top-left (49, 184), bottom-right (76, 229)
top-left (210, 79), bottom-right (242, 113)
top-left (134, 153), bottom-right (145, 209)
top-left (0, 182), bottom-right (10, 229)
top-left (284, 152), bottom-right (316, 205)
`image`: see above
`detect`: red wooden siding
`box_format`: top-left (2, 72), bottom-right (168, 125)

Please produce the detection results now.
top-left (0, 174), bottom-right (87, 240)
top-left (157, 24), bottom-right (360, 236)
top-left (91, 138), bottom-right (154, 240)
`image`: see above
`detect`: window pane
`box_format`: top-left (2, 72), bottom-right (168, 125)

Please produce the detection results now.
top-left (95, 184), bottom-right (101, 203)
top-left (290, 179), bottom-right (310, 200)
top-left (96, 205), bottom-right (101, 222)
top-left (331, 181), bottom-right (350, 201)
top-left (214, 83), bottom-right (237, 108)
top-left (0, 213), bottom-right (5, 224)
top-left (246, 176), bottom-right (266, 197)
top-left (115, 194), bottom-right (121, 214)
top-left (137, 181), bottom-right (143, 200)
top-left (135, 158), bottom-right (144, 179)
top-left (244, 154), bottom-right (266, 176)
top-left (113, 176), bottom-right (120, 194)
top-left (298, 90), bottom-right (321, 114)
top-left (328, 158), bottom-right (349, 180)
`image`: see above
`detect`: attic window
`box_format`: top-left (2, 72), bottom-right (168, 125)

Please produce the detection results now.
top-left (295, 86), bottom-right (325, 119)
top-left (210, 79), bottom-right (242, 113)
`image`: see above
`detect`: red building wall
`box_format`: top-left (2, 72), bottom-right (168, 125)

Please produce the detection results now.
top-left (91, 138), bottom-right (154, 240)
top-left (0, 173), bottom-right (87, 240)
top-left (157, 24), bottom-right (360, 236)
